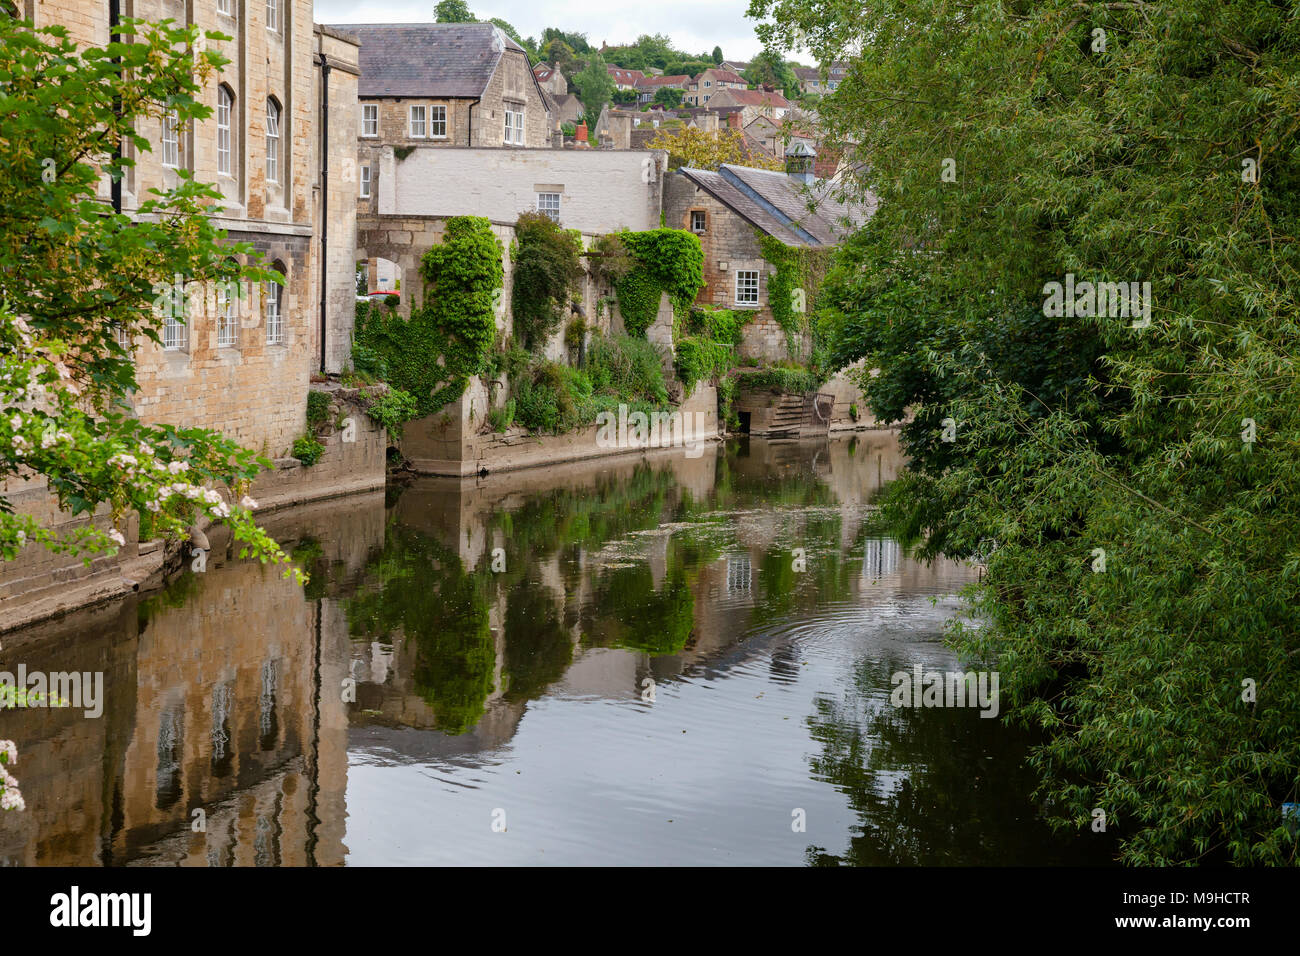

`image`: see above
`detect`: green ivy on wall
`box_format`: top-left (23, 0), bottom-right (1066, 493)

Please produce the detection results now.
top-left (614, 229), bottom-right (705, 338)
top-left (758, 233), bottom-right (833, 360)
top-left (354, 216), bottom-right (504, 418)
top-left (675, 307), bottom-right (743, 427)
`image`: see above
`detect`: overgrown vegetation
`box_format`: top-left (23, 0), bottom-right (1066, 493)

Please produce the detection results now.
top-left (511, 211), bottom-right (584, 351)
top-left (758, 234), bottom-right (833, 363)
top-left (353, 216), bottom-right (503, 418)
top-left (613, 229), bottom-right (705, 338)
top-left (752, 0), bottom-right (1300, 864)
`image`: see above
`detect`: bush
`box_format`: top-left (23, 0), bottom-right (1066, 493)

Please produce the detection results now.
top-left (511, 211), bottom-right (583, 351)
top-left (614, 229), bottom-right (704, 338)
top-left (365, 387), bottom-right (420, 440)
top-left (732, 366), bottom-right (820, 394)
top-left (306, 390), bottom-right (332, 432)
top-left (292, 435), bottom-right (325, 467)
top-left (586, 333), bottom-right (668, 406)
top-left (487, 398), bottom-right (516, 433)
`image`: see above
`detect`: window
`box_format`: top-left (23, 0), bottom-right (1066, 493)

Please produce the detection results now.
top-left (216, 274), bottom-right (238, 348)
top-left (409, 105), bottom-right (426, 138)
top-left (704, 80), bottom-right (712, 88)
top-left (265, 99), bottom-right (280, 183)
top-left (727, 555), bottom-right (751, 593)
top-left (266, 0), bottom-right (279, 33)
top-left (217, 0), bottom-right (233, 14)
top-left (265, 269), bottom-right (284, 344)
top-left (217, 85), bottom-right (233, 175)
top-left (504, 108), bottom-right (524, 145)
top-left (430, 105), bottom-right (447, 138)
top-left (361, 104), bottom-right (378, 137)
top-left (161, 109), bottom-right (179, 168)
top-left (735, 270), bottom-right (760, 305)
top-left (536, 192), bottom-right (560, 222)
top-left (360, 165), bottom-right (371, 198)
top-left (690, 210), bottom-right (706, 233)
top-left (162, 304), bottom-right (187, 351)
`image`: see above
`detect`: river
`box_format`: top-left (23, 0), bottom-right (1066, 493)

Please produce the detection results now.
top-left (0, 432), bottom-right (1113, 866)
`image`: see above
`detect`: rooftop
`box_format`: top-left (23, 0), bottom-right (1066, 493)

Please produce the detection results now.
top-left (331, 22), bottom-right (525, 98)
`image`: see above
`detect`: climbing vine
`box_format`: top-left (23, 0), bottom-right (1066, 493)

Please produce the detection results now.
top-left (354, 216), bottom-right (503, 417)
top-left (758, 233), bottom-right (833, 361)
top-left (511, 211), bottom-right (583, 351)
top-left (614, 229), bottom-right (704, 338)
top-left (675, 307), bottom-right (743, 427)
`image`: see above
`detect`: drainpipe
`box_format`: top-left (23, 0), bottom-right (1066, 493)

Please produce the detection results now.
top-left (467, 97), bottom-right (480, 146)
top-left (110, 0), bottom-right (122, 214)
top-left (317, 52), bottom-right (330, 376)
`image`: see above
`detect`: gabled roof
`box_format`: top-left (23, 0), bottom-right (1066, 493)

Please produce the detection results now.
top-left (678, 164), bottom-right (874, 247)
top-left (334, 22), bottom-right (526, 98)
top-left (635, 74), bottom-right (691, 89)
top-left (709, 89), bottom-right (791, 109)
top-left (607, 66), bottom-right (646, 83)
top-left (700, 68), bottom-right (746, 85)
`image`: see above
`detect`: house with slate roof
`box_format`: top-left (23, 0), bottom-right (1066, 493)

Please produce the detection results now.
top-left (338, 22), bottom-right (551, 213)
top-left (663, 144), bottom-right (873, 361)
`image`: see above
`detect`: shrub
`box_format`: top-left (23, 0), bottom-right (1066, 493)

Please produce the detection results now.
top-left (306, 390), bottom-right (332, 432)
top-left (511, 211), bottom-right (583, 351)
top-left (487, 398), bottom-right (516, 433)
top-left (364, 387), bottom-right (420, 441)
top-left (292, 435), bottom-right (325, 467)
top-left (614, 229), bottom-right (704, 338)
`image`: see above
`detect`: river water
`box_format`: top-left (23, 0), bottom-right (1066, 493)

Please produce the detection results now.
top-left (0, 433), bottom-right (1112, 866)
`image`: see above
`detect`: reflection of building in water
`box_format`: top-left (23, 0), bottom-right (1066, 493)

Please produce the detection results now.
top-left (863, 538), bottom-right (902, 579)
top-left (0, 493), bottom-right (384, 866)
top-left (726, 555), bottom-right (753, 593)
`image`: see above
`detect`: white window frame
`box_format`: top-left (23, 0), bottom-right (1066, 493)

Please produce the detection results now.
top-left (690, 210), bottom-right (706, 233)
top-left (430, 104), bottom-right (447, 139)
top-left (265, 100), bottom-right (280, 184)
top-left (216, 279), bottom-right (238, 348)
top-left (217, 86), bottom-right (232, 176)
top-left (265, 277), bottom-right (283, 344)
top-left (162, 288), bottom-right (187, 350)
top-left (735, 270), bottom-right (760, 305)
top-left (266, 0), bottom-right (279, 34)
top-left (409, 105), bottom-right (426, 138)
top-left (536, 192), bottom-right (560, 222)
top-left (161, 109), bottom-right (179, 168)
top-left (504, 108), bottom-right (524, 145)
top-left (360, 165), bottom-right (371, 199)
top-left (217, 0), bottom-right (233, 15)
top-left (361, 104), bottom-right (378, 137)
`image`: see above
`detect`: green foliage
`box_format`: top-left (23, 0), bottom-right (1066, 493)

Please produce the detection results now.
top-left (675, 307), bottom-right (743, 400)
top-left (614, 229), bottom-right (705, 338)
top-left (434, 0), bottom-right (475, 23)
top-left (574, 52), bottom-right (616, 122)
top-left (292, 435), bottom-right (325, 467)
top-left (354, 216), bottom-right (503, 417)
top-left (487, 399), bottom-right (516, 433)
top-left (743, 48), bottom-right (801, 95)
top-left (653, 87), bottom-right (684, 108)
top-left (712, 46), bottom-right (724, 64)
top-left (586, 334), bottom-right (669, 408)
top-left (511, 211), bottom-right (583, 351)
top-left (752, 0), bottom-right (1300, 864)
top-left (364, 388), bottom-right (420, 441)
top-left (733, 365), bottom-right (820, 394)
top-left (759, 234), bottom-right (832, 362)
top-left (613, 88), bottom-right (639, 105)
top-left (306, 391), bottom-right (332, 432)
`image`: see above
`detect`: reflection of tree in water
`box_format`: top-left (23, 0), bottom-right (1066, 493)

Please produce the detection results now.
top-left (804, 656), bottom-right (1114, 866)
top-left (346, 523), bottom-right (495, 735)
top-left (752, 512), bottom-right (859, 622)
top-left (585, 555), bottom-right (695, 657)
top-left (503, 582), bottom-right (574, 701)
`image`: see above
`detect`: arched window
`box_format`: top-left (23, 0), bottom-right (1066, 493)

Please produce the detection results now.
top-left (265, 261), bottom-right (285, 344)
top-left (265, 98), bottom-right (281, 184)
top-left (217, 85), bottom-right (234, 176)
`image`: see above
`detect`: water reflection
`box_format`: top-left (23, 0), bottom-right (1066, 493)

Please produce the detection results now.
top-left (0, 433), bottom-right (1114, 865)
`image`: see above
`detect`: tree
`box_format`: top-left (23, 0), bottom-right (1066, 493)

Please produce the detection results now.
top-left (743, 48), bottom-right (799, 95)
top-left (434, 0), bottom-right (475, 22)
top-left (712, 46), bottom-right (724, 64)
top-left (573, 53), bottom-right (616, 123)
top-left (752, 0), bottom-right (1300, 864)
top-left (646, 125), bottom-right (783, 172)
top-left (543, 39), bottom-right (577, 78)
top-left (665, 59), bottom-right (713, 79)
top-left (613, 88), bottom-right (639, 106)
top-left (541, 28), bottom-right (589, 55)
top-left (653, 87), bottom-right (684, 109)
top-left (0, 16), bottom-right (295, 576)
top-left (489, 18), bottom-right (535, 60)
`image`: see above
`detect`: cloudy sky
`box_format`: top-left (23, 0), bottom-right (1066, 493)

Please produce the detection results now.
top-left (314, 0), bottom-right (771, 61)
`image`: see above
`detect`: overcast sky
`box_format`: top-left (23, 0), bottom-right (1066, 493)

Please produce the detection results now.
top-left (314, 0), bottom-right (770, 61)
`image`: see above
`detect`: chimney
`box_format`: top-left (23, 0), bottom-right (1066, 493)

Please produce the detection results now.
top-left (727, 111), bottom-right (740, 130)
top-left (785, 141), bottom-right (816, 186)
top-left (576, 123), bottom-right (588, 143)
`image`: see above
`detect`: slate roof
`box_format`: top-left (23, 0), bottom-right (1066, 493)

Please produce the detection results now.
top-left (333, 22), bottom-right (524, 98)
top-left (678, 164), bottom-right (874, 247)
top-left (635, 74), bottom-right (691, 89)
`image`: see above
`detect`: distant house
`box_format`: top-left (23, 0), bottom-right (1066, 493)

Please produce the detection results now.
top-left (633, 74), bottom-right (691, 106)
top-left (745, 115), bottom-right (814, 158)
top-left (794, 62), bottom-right (850, 95)
top-left (720, 60), bottom-right (751, 75)
top-left (544, 92), bottom-right (585, 130)
top-left (607, 66), bottom-right (646, 91)
top-left (703, 88), bottom-right (792, 122)
top-left (663, 145), bottom-right (873, 360)
top-left (534, 63), bottom-right (569, 96)
top-left (341, 22), bottom-right (553, 215)
top-left (685, 68), bottom-right (748, 106)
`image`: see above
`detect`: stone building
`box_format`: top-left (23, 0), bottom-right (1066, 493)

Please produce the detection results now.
top-left (684, 68), bottom-right (747, 106)
top-left (343, 21), bottom-right (552, 220)
top-left (533, 62), bottom-right (569, 96)
top-left (704, 88), bottom-right (793, 122)
top-left (663, 145), bottom-right (873, 361)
